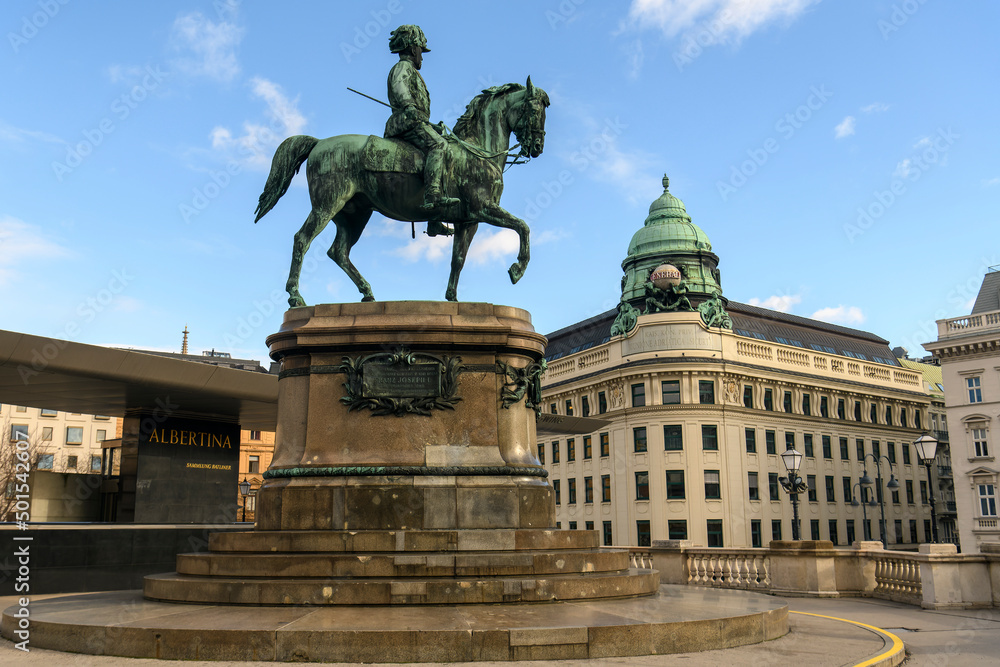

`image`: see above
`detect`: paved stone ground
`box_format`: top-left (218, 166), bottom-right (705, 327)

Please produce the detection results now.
top-left (2, 594), bottom-right (998, 665)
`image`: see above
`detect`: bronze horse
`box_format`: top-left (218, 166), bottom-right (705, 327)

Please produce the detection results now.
top-left (254, 78), bottom-right (549, 306)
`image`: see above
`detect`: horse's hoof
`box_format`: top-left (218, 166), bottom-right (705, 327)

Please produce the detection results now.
top-left (288, 296), bottom-right (306, 308)
top-left (445, 290), bottom-right (457, 302)
top-left (508, 265), bottom-right (524, 284)
top-left (361, 295), bottom-right (376, 302)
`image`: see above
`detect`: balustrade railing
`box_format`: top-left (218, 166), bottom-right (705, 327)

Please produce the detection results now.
top-left (685, 549), bottom-right (771, 590)
top-left (872, 553), bottom-right (922, 605)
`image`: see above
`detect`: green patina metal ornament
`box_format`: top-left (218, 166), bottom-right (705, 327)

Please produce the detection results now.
top-left (698, 290), bottom-right (733, 329)
top-left (339, 347), bottom-right (464, 416)
top-left (254, 24), bottom-right (550, 306)
top-left (610, 299), bottom-right (639, 337)
top-left (497, 358), bottom-right (547, 416)
top-left (643, 278), bottom-right (693, 314)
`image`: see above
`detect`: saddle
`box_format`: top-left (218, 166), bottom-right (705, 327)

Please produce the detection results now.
top-left (361, 136), bottom-right (425, 174)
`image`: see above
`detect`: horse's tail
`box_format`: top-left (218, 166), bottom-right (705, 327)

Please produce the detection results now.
top-left (254, 135), bottom-right (319, 222)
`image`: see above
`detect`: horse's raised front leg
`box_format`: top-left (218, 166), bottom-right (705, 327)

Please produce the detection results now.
top-left (476, 205), bottom-right (530, 284)
top-left (446, 223), bottom-right (478, 301)
top-left (287, 208), bottom-right (332, 307)
top-left (328, 207), bottom-right (375, 302)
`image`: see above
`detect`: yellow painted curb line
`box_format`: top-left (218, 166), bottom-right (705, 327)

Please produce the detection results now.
top-left (791, 611), bottom-right (905, 667)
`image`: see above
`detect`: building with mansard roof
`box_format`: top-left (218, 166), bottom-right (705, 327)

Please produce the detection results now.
top-left (537, 177), bottom-right (934, 549)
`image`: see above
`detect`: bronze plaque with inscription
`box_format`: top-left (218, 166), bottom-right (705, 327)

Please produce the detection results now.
top-left (362, 362), bottom-right (442, 398)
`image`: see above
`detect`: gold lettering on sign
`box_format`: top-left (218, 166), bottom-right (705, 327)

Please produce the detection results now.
top-left (146, 429), bottom-right (232, 448)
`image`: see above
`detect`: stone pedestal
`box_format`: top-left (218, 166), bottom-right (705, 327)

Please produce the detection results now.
top-left (258, 301), bottom-right (551, 531)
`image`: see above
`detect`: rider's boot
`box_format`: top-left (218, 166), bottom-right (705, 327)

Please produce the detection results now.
top-left (426, 220), bottom-right (454, 237)
top-left (421, 147), bottom-right (460, 211)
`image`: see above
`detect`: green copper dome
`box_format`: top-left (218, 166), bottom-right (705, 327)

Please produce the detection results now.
top-left (626, 176), bottom-right (712, 257)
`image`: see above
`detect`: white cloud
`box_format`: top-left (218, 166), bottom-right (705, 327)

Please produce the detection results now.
top-left (622, 38), bottom-right (645, 79)
top-left (170, 11), bottom-right (244, 82)
top-left (893, 158), bottom-right (914, 180)
top-left (982, 177), bottom-right (1000, 189)
top-left (862, 102), bottom-right (889, 113)
top-left (747, 294), bottom-right (801, 313)
top-left (0, 119), bottom-right (64, 145)
top-left (534, 229), bottom-right (570, 245)
top-left (834, 115), bottom-right (855, 139)
top-left (468, 229), bottom-right (519, 265)
top-left (391, 233), bottom-right (452, 263)
top-left (0, 215), bottom-right (74, 284)
top-left (811, 305), bottom-right (865, 325)
top-left (209, 77), bottom-right (307, 168)
top-left (913, 136), bottom-right (933, 149)
top-left (627, 0), bottom-right (819, 44)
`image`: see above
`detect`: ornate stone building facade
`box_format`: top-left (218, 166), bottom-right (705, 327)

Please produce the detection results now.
top-left (538, 179), bottom-right (934, 548)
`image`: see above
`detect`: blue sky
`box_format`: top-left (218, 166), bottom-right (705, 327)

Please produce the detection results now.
top-left (2, 0), bottom-right (997, 363)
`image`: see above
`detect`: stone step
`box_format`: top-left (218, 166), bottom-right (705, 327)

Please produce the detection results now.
top-left (143, 568), bottom-right (660, 605)
top-left (209, 528), bottom-right (600, 553)
top-left (175, 548), bottom-right (629, 578)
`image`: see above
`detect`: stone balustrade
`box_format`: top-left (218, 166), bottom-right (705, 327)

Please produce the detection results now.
top-left (937, 308), bottom-right (1000, 337)
top-left (645, 539), bottom-right (1000, 610)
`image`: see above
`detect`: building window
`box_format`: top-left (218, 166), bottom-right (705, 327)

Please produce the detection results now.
top-left (668, 520), bottom-right (687, 540)
top-left (537, 443), bottom-right (545, 465)
top-left (249, 455), bottom-right (260, 474)
top-left (751, 519), bottom-right (762, 548)
top-left (887, 442), bottom-right (896, 464)
top-left (586, 521), bottom-right (594, 531)
top-left (631, 383), bottom-right (646, 407)
top-left (666, 470), bottom-right (685, 499)
top-left (96, 429), bottom-right (107, 443)
top-left (825, 475), bottom-right (836, 502)
top-left (567, 438), bottom-right (576, 461)
top-left (42, 427), bottom-right (53, 442)
top-left (66, 427), bottom-right (83, 446)
top-left (568, 478), bottom-right (577, 504)
top-left (583, 436), bottom-right (592, 459)
top-left (803, 434), bottom-right (814, 457)
top-left (701, 425), bottom-right (718, 451)
top-left (771, 519), bottom-right (783, 542)
top-left (829, 520), bottom-right (839, 546)
top-left (745, 428), bottom-right (757, 453)
top-left (600, 432), bottom-right (610, 457)
top-left (821, 435), bottom-right (833, 459)
top-left (581, 395), bottom-right (590, 417)
top-left (900, 408), bottom-right (908, 428)
top-left (919, 480), bottom-right (928, 505)
top-left (902, 443), bottom-right (911, 465)
top-left (820, 396), bottom-right (829, 418)
top-left (603, 521), bottom-right (613, 545)
top-left (40, 409), bottom-right (57, 417)
top-left (91, 455), bottom-right (101, 472)
top-left (637, 520), bottom-right (651, 546)
top-left (569, 521), bottom-right (577, 530)
top-left (872, 440), bottom-right (881, 459)
top-left (785, 432), bottom-right (795, 451)
top-left (704, 470), bottom-right (721, 499)
top-left (842, 477), bottom-right (852, 504)
top-left (769, 473), bottom-right (780, 500)
top-left (856, 439), bottom-right (865, 461)
top-left (802, 393), bottom-right (811, 416)
top-left (552, 441), bottom-right (560, 463)
top-left (662, 380), bottom-right (680, 405)
top-left (10, 424), bottom-right (29, 442)
top-left (915, 411), bottom-right (922, 430)
top-left (783, 391), bottom-right (793, 413)
top-left (598, 391), bottom-right (607, 414)
top-left (37, 454), bottom-right (53, 470)
top-left (553, 479), bottom-right (561, 505)
top-left (707, 520), bottom-right (724, 547)
top-left (748, 472), bottom-right (759, 501)
top-left (601, 475), bottom-right (611, 502)
top-left (905, 480), bottom-right (914, 504)
top-left (885, 405), bottom-right (893, 426)
top-left (837, 398), bottom-right (846, 420)
top-left (811, 519), bottom-right (821, 541)
top-left (550, 403), bottom-right (557, 414)
top-left (699, 380), bottom-right (715, 404)
top-left (979, 484), bottom-right (997, 516)
top-left (565, 399), bottom-right (574, 416)
top-left (854, 401), bottom-right (862, 422)
top-left (910, 520), bottom-right (918, 544)
top-left (807, 475), bottom-right (817, 502)
top-left (633, 428), bottom-right (647, 453)
top-left (584, 476), bottom-right (594, 503)
top-left (870, 404), bottom-right (878, 424)
top-left (664, 425), bottom-right (683, 451)
top-left (895, 519), bottom-right (904, 544)
top-left (743, 385), bottom-right (753, 408)
top-left (846, 520), bottom-right (856, 544)
top-left (764, 388), bottom-right (774, 411)
top-left (67, 455), bottom-right (78, 469)
top-left (892, 488), bottom-right (900, 504)
top-left (968, 377), bottom-right (983, 403)
top-left (973, 427), bottom-right (990, 458)
top-left (250, 430), bottom-right (262, 440)
top-left (635, 471), bottom-right (649, 500)
top-left (765, 430), bottom-right (776, 455)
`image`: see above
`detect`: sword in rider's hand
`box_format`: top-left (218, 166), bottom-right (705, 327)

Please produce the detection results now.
top-left (347, 87), bottom-right (394, 109)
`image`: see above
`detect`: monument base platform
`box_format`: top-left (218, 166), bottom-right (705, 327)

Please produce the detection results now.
top-left (2, 585), bottom-right (788, 662)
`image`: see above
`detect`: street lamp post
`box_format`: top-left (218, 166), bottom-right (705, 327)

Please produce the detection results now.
top-left (851, 482), bottom-right (879, 540)
top-left (779, 448), bottom-right (808, 540)
top-left (861, 454), bottom-right (900, 546)
top-left (913, 433), bottom-right (940, 543)
top-left (238, 477), bottom-right (252, 522)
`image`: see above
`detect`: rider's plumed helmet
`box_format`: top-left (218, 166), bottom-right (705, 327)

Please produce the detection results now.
top-left (389, 25), bottom-right (430, 53)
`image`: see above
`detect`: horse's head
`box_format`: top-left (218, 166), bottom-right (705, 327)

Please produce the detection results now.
top-left (510, 77), bottom-right (549, 158)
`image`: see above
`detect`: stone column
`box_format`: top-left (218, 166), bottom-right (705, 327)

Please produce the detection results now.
top-left (768, 540), bottom-right (839, 597)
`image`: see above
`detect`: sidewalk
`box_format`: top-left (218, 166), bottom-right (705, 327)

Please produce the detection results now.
top-left (2, 593), bottom-right (999, 665)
